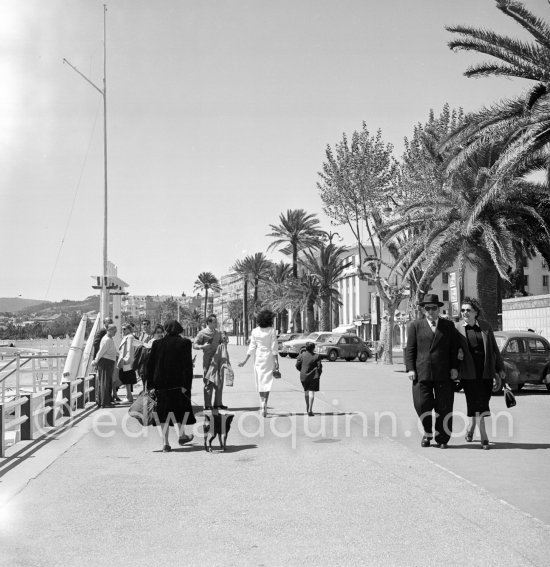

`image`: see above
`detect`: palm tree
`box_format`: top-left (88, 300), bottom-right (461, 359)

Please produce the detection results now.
top-left (445, 0), bottom-right (550, 185)
top-left (299, 243), bottom-right (351, 331)
top-left (267, 209), bottom-right (325, 332)
top-left (193, 272), bottom-right (221, 322)
top-left (235, 253), bottom-right (273, 326)
top-left (266, 261), bottom-right (293, 331)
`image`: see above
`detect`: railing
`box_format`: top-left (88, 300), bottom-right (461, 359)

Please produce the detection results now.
top-left (0, 352), bottom-right (97, 457)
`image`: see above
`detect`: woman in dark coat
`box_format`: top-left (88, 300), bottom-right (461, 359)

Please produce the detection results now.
top-left (455, 297), bottom-right (505, 450)
top-left (146, 320), bottom-right (196, 452)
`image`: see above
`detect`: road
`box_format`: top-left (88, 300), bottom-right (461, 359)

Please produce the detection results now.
top-left (0, 345), bottom-right (549, 566)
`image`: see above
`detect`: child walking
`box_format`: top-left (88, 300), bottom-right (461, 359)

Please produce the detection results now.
top-left (295, 342), bottom-right (323, 416)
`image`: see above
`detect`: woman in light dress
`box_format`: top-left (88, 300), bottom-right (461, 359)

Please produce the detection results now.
top-left (238, 309), bottom-right (280, 417)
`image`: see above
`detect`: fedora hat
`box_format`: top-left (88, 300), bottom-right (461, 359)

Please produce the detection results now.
top-left (419, 293), bottom-right (444, 307)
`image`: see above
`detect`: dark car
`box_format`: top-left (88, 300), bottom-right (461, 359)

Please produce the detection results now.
top-left (493, 331), bottom-right (550, 393)
top-left (277, 333), bottom-right (302, 357)
top-left (314, 333), bottom-right (372, 362)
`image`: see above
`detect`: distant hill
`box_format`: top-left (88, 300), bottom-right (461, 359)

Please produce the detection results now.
top-left (0, 297), bottom-right (49, 313)
top-left (20, 296), bottom-right (100, 316)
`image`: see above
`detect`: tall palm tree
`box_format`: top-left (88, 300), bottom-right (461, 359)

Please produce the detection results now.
top-left (266, 261), bottom-right (293, 331)
top-left (299, 243), bottom-right (351, 331)
top-left (193, 272), bottom-right (221, 322)
top-left (237, 253), bottom-right (273, 325)
top-left (267, 209), bottom-right (325, 332)
top-left (445, 0), bottom-right (550, 186)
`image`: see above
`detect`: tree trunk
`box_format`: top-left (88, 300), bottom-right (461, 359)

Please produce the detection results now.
top-left (204, 289), bottom-right (208, 322)
top-left (476, 262), bottom-right (501, 330)
top-left (243, 280), bottom-right (249, 343)
top-left (377, 299), bottom-right (397, 364)
top-left (281, 309), bottom-right (288, 333)
top-left (253, 278), bottom-right (259, 326)
top-left (306, 297), bottom-right (316, 332)
top-left (319, 296), bottom-right (331, 331)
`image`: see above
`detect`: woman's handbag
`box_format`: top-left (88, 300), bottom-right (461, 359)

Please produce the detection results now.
top-left (223, 363), bottom-right (235, 387)
top-left (128, 390), bottom-right (157, 426)
top-left (503, 383), bottom-right (516, 408)
top-left (273, 369), bottom-right (281, 379)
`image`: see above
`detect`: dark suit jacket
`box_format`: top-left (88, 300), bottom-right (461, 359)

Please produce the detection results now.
top-left (455, 320), bottom-right (504, 380)
top-left (406, 317), bottom-right (459, 381)
top-left (147, 335), bottom-right (194, 391)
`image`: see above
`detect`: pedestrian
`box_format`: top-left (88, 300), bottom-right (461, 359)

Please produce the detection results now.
top-left (238, 309), bottom-right (280, 417)
top-left (455, 297), bottom-right (505, 450)
top-left (136, 319), bottom-right (153, 343)
top-left (146, 320), bottom-right (195, 452)
top-left (295, 341), bottom-right (323, 416)
top-left (405, 294), bottom-right (460, 449)
top-left (139, 324), bottom-right (164, 391)
top-left (92, 316), bottom-right (114, 358)
top-left (193, 314), bottom-right (228, 410)
top-left (117, 323), bottom-right (138, 403)
top-left (91, 323), bottom-right (117, 408)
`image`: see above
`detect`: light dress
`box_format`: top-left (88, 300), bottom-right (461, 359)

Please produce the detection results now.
top-left (247, 326), bottom-right (278, 393)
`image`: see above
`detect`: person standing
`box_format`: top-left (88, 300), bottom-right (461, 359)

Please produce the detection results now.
top-left (91, 324), bottom-right (117, 408)
top-left (295, 341), bottom-right (323, 416)
top-left (406, 294), bottom-right (460, 449)
top-left (92, 317), bottom-right (114, 357)
top-left (238, 309), bottom-right (280, 417)
top-left (193, 314), bottom-right (228, 410)
top-left (456, 297), bottom-right (505, 450)
top-left (147, 320), bottom-right (195, 452)
top-left (135, 319), bottom-right (154, 391)
top-left (117, 323), bottom-right (138, 403)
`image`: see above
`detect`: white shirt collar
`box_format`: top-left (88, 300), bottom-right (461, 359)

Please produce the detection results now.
top-left (461, 320), bottom-right (479, 327)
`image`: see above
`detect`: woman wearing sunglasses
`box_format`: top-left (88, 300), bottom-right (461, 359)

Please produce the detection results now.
top-left (455, 297), bottom-right (506, 450)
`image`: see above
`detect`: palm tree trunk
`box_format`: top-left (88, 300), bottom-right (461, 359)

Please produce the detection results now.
top-left (243, 279), bottom-right (249, 343)
top-left (319, 295), bottom-right (330, 331)
top-left (306, 296), bottom-right (316, 332)
top-left (253, 278), bottom-right (259, 326)
top-left (476, 262), bottom-right (501, 330)
top-left (204, 289), bottom-right (208, 322)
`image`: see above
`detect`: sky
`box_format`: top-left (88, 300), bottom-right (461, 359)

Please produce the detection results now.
top-left (1, 0), bottom-right (548, 302)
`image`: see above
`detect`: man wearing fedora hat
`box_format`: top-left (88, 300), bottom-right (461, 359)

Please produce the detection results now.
top-left (406, 293), bottom-right (460, 449)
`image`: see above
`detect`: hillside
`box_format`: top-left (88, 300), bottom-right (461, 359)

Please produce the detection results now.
top-left (20, 296), bottom-right (100, 316)
top-left (0, 297), bottom-right (50, 313)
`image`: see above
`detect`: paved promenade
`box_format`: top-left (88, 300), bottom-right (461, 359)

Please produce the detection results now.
top-left (1, 345), bottom-right (549, 566)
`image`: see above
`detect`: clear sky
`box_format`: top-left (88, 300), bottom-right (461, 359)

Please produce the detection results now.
top-left (1, 0), bottom-right (548, 302)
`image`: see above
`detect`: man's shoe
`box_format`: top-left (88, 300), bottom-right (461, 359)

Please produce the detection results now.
top-left (215, 404), bottom-right (228, 410)
top-left (203, 406), bottom-right (212, 411)
top-left (162, 445), bottom-right (172, 452)
top-left (178, 434), bottom-right (194, 446)
top-left (421, 436), bottom-right (432, 448)
top-left (436, 443), bottom-right (448, 449)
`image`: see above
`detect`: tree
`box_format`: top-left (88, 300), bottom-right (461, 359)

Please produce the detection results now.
top-left (299, 243), bottom-right (351, 331)
top-left (445, 0), bottom-right (550, 187)
top-left (193, 272), bottom-right (221, 322)
top-left (318, 124), bottom-right (402, 363)
top-left (267, 209), bottom-right (325, 332)
top-left (236, 253), bottom-right (273, 325)
top-left (261, 261), bottom-right (293, 332)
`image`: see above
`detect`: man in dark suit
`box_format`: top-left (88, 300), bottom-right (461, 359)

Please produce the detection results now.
top-left (406, 294), bottom-right (460, 448)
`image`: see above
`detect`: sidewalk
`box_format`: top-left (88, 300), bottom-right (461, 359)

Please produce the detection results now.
top-left (1, 345), bottom-right (549, 566)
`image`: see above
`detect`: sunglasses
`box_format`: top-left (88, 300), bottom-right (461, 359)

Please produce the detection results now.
top-left (461, 308), bottom-right (473, 313)
top-left (423, 305), bottom-right (439, 311)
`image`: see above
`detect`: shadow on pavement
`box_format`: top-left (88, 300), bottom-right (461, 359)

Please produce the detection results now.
top-left (452, 442), bottom-right (550, 450)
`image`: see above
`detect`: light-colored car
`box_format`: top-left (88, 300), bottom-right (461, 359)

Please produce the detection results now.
top-left (280, 331), bottom-right (335, 358)
top-left (493, 330), bottom-right (550, 393)
top-left (277, 333), bottom-right (302, 357)
top-left (315, 333), bottom-right (372, 362)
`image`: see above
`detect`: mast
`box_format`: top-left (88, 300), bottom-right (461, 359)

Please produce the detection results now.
top-left (64, 5), bottom-right (110, 321)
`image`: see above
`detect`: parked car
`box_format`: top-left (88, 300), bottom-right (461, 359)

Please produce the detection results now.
top-left (277, 333), bottom-right (302, 356)
top-left (315, 333), bottom-right (372, 362)
top-left (280, 332), bottom-right (334, 358)
top-left (493, 331), bottom-right (550, 393)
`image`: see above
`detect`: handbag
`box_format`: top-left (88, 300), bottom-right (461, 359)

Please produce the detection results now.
top-left (128, 390), bottom-right (157, 426)
top-left (273, 369), bottom-right (281, 379)
top-left (223, 362), bottom-right (235, 387)
top-left (503, 383), bottom-right (516, 408)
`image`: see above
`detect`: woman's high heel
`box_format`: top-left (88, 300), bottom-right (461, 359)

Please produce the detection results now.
top-left (481, 439), bottom-right (490, 450)
top-left (465, 432), bottom-right (474, 442)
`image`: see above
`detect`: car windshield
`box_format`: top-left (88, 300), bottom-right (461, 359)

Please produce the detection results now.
top-left (319, 334), bottom-right (342, 344)
top-left (494, 336), bottom-right (507, 350)
top-left (278, 334), bottom-right (292, 341)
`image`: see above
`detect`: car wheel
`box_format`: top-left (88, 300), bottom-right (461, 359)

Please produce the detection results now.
top-left (359, 351), bottom-right (369, 362)
top-left (328, 350), bottom-right (338, 362)
top-left (492, 374), bottom-right (504, 394)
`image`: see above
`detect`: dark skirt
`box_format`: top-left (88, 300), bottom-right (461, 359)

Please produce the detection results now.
top-left (155, 388), bottom-right (196, 425)
top-left (119, 368), bottom-right (137, 385)
top-left (301, 378), bottom-right (320, 392)
top-left (462, 379), bottom-right (492, 417)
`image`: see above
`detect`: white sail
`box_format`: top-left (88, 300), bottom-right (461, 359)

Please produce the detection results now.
top-left (62, 314), bottom-right (87, 382)
top-left (79, 313), bottom-right (100, 377)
